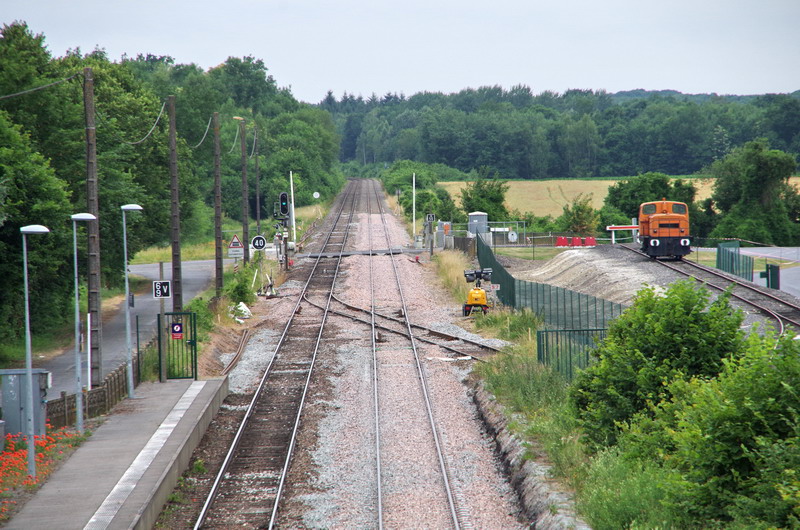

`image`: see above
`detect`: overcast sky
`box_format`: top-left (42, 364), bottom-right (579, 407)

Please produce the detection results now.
top-left (4, 0), bottom-right (799, 103)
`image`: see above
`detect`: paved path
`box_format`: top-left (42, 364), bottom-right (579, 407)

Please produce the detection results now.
top-left (40, 260), bottom-right (222, 398)
top-left (739, 247), bottom-right (800, 298)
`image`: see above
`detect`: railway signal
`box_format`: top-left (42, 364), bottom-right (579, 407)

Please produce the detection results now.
top-left (279, 192), bottom-right (289, 215)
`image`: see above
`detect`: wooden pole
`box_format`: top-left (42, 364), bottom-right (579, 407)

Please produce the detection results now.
top-left (168, 95), bottom-right (183, 311)
top-left (83, 67), bottom-right (102, 387)
top-left (213, 113), bottom-right (223, 298)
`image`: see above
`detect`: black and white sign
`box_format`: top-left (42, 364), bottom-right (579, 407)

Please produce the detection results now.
top-left (153, 280), bottom-right (171, 298)
top-left (251, 235), bottom-right (267, 250)
top-left (426, 213), bottom-right (436, 222)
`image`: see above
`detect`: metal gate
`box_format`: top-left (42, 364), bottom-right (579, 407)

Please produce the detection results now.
top-left (536, 328), bottom-right (607, 382)
top-left (158, 312), bottom-right (197, 380)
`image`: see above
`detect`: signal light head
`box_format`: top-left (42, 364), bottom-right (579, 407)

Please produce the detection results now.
top-left (279, 192), bottom-right (289, 215)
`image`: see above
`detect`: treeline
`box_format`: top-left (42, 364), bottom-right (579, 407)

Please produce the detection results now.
top-left (0, 22), bottom-right (343, 345)
top-left (369, 137), bottom-right (799, 244)
top-left (321, 85), bottom-right (800, 179)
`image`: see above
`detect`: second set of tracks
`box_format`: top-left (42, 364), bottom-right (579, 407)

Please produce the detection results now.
top-left (621, 244), bottom-right (800, 334)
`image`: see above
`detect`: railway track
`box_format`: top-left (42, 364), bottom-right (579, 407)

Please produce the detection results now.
top-left (362, 178), bottom-right (464, 528)
top-left (195, 179), bottom-right (498, 528)
top-left (194, 182), bottom-right (359, 529)
top-left (621, 244), bottom-right (800, 334)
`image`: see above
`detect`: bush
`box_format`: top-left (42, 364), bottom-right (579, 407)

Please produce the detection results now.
top-left (225, 265), bottom-right (257, 305)
top-left (569, 280), bottom-right (746, 449)
top-left (661, 332), bottom-right (800, 526)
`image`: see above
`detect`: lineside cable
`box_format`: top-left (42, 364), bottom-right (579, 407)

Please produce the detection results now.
top-left (0, 72), bottom-right (80, 100)
top-left (228, 122), bottom-right (240, 154)
top-left (190, 115), bottom-right (213, 149)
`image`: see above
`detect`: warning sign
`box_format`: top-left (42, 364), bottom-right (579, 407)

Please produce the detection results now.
top-left (171, 322), bottom-right (184, 340)
top-left (228, 234), bottom-right (244, 258)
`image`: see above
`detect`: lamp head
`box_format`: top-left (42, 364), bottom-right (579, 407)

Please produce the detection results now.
top-left (71, 213), bottom-right (96, 222)
top-left (20, 225), bottom-right (50, 235)
top-left (121, 204), bottom-right (143, 212)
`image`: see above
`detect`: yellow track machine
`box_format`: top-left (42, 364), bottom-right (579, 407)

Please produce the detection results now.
top-left (463, 268), bottom-right (492, 316)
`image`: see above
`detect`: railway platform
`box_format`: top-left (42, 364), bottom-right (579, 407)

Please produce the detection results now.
top-left (5, 377), bottom-right (228, 530)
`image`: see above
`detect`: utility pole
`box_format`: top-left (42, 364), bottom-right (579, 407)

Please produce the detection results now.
top-left (168, 95), bottom-right (182, 311)
top-left (213, 112), bottom-right (223, 298)
top-left (254, 125), bottom-right (261, 235)
top-left (83, 67), bottom-right (102, 387)
top-left (235, 117), bottom-right (250, 264)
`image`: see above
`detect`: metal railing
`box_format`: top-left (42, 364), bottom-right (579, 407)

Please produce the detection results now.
top-left (475, 235), bottom-right (626, 380)
top-left (476, 235), bottom-right (625, 330)
top-left (536, 328), bottom-right (607, 382)
top-left (716, 240), bottom-right (754, 280)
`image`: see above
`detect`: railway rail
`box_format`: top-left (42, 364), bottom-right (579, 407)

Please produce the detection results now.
top-left (621, 244), bottom-right (800, 334)
top-left (362, 178), bottom-right (464, 528)
top-left (194, 181), bottom-right (359, 529)
top-left (195, 179), bottom-right (490, 528)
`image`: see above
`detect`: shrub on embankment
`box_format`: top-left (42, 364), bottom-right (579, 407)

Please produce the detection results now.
top-left (458, 267), bottom-right (800, 528)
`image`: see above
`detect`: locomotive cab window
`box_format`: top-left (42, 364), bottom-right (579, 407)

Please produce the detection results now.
top-left (672, 203), bottom-right (687, 214)
top-left (642, 204), bottom-right (656, 214)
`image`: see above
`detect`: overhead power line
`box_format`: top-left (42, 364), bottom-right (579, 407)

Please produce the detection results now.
top-left (0, 72), bottom-right (81, 100)
top-left (190, 115), bottom-right (213, 149)
top-left (228, 122), bottom-right (240, 154)
top-left (121, 101), bottom-right (166, 145)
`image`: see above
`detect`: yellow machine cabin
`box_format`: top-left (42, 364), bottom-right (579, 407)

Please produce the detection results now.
top-left (463, 268), bottom-right (492, 316)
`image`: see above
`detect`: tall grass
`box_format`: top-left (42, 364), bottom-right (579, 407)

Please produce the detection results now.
top-left (432, 250), bottom-right (472, 302)
top-left (577, 448), bottom-right (679, 530)
top-left (473, 307), bottom-right (542, 342)
top-left (475, 346), bottom-right (585, 481)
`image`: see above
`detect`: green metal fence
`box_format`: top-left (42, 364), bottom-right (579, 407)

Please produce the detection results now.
top-left (476, 235), bottom-right (624, 380)
top-left (537, 328), bottom-right (607, 382)
top-left (716, 240), bottom-right (753, 281)
top-left (477, 235), bottom-right (625, 329)
top-left (157, 312), bottom-right (197, 380)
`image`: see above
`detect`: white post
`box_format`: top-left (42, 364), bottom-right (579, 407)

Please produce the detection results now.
top-left (122, 209), bottom-right (134, 398)
top-left (121, 204), bottom-right (143, 399)
top-left (289, 171), bottom-right (297, 242)
top-left (21, 234), bottom-right (36, 478)
top-left (412, 172), bottom-right (416, 237)
top-left (20, 224), bottom-right (49, 479)
top-left (71, 213), bottom-right (94, 434)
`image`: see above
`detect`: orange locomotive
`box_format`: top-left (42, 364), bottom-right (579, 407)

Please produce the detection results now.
top-left (638, 199), bottom-right (692, 259)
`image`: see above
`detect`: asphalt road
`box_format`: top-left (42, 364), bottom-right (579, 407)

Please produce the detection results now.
top-left (40, 260), bottom-right (223, 398)
top-left (739, 247), bottom-right (800, 298)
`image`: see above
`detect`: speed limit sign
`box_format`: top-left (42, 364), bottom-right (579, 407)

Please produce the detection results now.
top-left (252, 235), bottom-right (267, 250)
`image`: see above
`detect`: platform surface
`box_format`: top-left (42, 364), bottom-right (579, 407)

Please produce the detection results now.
top-left (6, 377), bottom-right (227, 530)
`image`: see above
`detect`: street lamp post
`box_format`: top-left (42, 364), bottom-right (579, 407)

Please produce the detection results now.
top-left (71, 213), bottom-right (95, 434)
top-left (20, 224), bottom-right (50, 479)
top-left (121, 204), bottom-right (143, 399)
